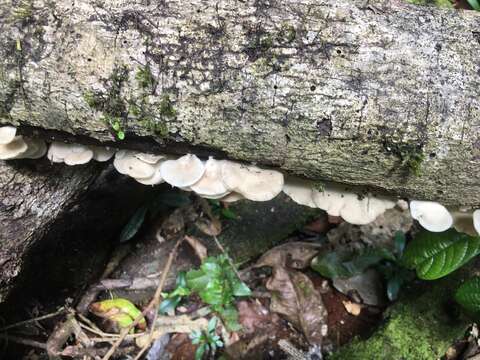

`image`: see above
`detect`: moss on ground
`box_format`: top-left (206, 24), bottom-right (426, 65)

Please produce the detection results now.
top-left (329, 270), bottom-right (470, 360)
top-left (406, 0), bottom-right (453, 7)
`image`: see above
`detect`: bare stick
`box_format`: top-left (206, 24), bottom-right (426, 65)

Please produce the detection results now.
top-left (0, 333), bottom-right (47, 350)
top-left (0, 307), bottom-right (66, 332)
top-left (102, 237), bottom-right (184, 360)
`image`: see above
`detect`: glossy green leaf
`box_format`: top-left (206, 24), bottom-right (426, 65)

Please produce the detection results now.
top-left (401, 229), bottom-right (480, 280)
top-left (119, 205), bottom-right (148, 242)
top-left (468, 0), bottom-right (480, 10)
top-left (195, 343), bottom-right (207, 360)
top-left (158, 296), bottom-right (181, 315)
top-left (455, 277), bottom-right (480, 313)
top-left (311, 247), bottom-right (394, 279)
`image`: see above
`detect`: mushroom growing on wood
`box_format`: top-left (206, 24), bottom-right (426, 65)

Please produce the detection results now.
top-left (0, 126), bottom-right (17, 145)
top-left (409, 200), bottom-right (453, 232)
top-left (220, 162), bottom-right (284, 201)
top-left (474, 210), bottom-right (480, 235)
top-left (282, 177), bottom-right (316, 208)
top-left (451, 209), bottom-right (477, 236)
top-left (160, 154), bottom-right (205, 188)
top-left (190, 157), bottom-right (230, 199)
top-left (0, 136), bottom-right (28, 160)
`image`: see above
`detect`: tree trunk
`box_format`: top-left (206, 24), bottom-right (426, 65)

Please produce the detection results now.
top-left (0, 160), bottom-right (152, 304)
top-left (0, 0), bottom-right (479, 206)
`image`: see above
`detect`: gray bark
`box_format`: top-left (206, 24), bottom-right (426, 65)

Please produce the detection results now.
top-left (0, 160), bottom-right (152, 304)
top-left (0, 0), bottom-right (479, 205)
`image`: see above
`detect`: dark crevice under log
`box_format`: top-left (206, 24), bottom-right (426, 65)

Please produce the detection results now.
top-left (0, 0), bottom-right (479, 205)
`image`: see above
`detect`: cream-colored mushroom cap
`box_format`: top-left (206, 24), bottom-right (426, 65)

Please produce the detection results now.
top-left (47, 142), bottom-right (74, 163)
top-left (451, 210), bottom-right (477, 236)
top-left (0, 126), bottom-right (17, 145)
top-left (340, 195), bottom-right (395, 225)
top-left (190, 157), bottom-right (230, 198)
top-left (312, 185), bottom-right (349, 216)
top-left (160, 154), bottom-right (205, 188)
top-left (409, 200), bottom-right (453, 232)
top-left (134, 153), bottom-right (165, 164)
top-left (220, 192), bottom-right (244, 203)
top-left (282, 178), bottom-right (316, 208)
top-left (220, 162), bottom-right (283, 201)
top-left (63, 144), bottom-right (94, 165)
top-left (113, 150), bottom-right (156, 179)
top-left (473, 210), bottom-right (480, 235)
top-left (135, 162), bottom-right (165, 186)
top-left (20, 138), bottom-right (47, 159)
top-left (0, 136), bottom-right (28, 159)
top-left (91, 146), bottom-right (115, 162)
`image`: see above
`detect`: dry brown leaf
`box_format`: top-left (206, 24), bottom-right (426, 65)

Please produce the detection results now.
top-left (255, 242), bottom-right (323, 269)
top-left (342, 300), bottom-right (362, 316)
top-left (195, 217), bottom-right (222, 236)
top-left (135, 315), bottom-right (208, 348)
top-left (237, 300), bottom-right (271, 334)
top-left (266, 267), bottom-right (327, 345)
top-left (184, 235), bottom-right (208, 261)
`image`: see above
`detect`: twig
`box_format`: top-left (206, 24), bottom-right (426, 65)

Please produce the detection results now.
top-left (213, 235), bottom-right (242, 280)
top-left (102, 237), bottom-right (184, 360)
top-left (0, 333), bottom-right (47, 350)
top-left (0, 307), bottom-right (66, 331)
top-left (132, 237), bottom-right (184, 360)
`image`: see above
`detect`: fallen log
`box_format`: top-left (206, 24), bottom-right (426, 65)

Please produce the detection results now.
top-left (0, 0), bottom-right (479, 205)
top-left (0, 159), bottom-right (152, 305)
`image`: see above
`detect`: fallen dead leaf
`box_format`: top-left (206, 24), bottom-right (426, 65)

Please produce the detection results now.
top-left (266, 267), bottom-right (328, 345)
top-left (184, 235), bottom-right (208, 261)
top-left (342, 300), bottom-right (362, 316)
top-left (332, 269), bottom-right (386, 306)
top-left (255, 242), bottom-right (323, 269)
top-left (237, 300), bottom-right (271, 334)
top-left (195, 217), bottom-right (222, 236)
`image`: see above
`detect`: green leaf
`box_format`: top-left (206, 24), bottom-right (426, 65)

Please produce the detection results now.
top-left (207, 317), bottom-right (217, 333)
top-left (311, 247), bottom-right (394, 279)
top-left (195, 343), bottom-right (207, 360)
top-left (468, 0), bottom-right (480, 10)
top-left (394, 231), bottom-right (406, 256)
top-left (232, 280), bottom-right (252, 297)
top-left (117, 131), bottom-right (125, 140)
top-left (217, 305), bottom-right (242, 332)
top-left (158, 296), bottom-right (181, 315)
top-left (455, 277), bottom-right (480, 313)
top-left (119, 205), bottom-right (148, 242)
top-left (221, 208), bottom-right (237, 220)
top-left (401, 229), bottom-right (480, 280)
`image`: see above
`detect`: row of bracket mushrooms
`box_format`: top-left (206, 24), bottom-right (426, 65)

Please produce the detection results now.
top-left (0, 126), bottom-right (479, 233)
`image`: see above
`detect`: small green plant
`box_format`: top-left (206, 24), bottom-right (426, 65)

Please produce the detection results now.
top-left (401, 229), bottom-right (480, 280)
top-left (208, 199), bottom-right (237, 220)
top-left (467, 0), bottom-right (480, 10)
top-left (311, 231), bottom-right (412, 301)
top-left (190, 317), bottom-right (223, 360)
top-left (160, 254), bottom-right (251, 331)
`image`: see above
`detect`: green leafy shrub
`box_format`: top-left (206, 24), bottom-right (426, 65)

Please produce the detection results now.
top-left (190, 317), bottom-right (223, 360)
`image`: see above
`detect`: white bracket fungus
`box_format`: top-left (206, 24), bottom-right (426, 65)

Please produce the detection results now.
top-left (409, 200), bottom-right (453, 232)
top-left (5, 126), bottom-right (478, 230)
top-left (160, 154), bottom-right (205, 188)
top-left (220, 162), bottom-right (284, 201)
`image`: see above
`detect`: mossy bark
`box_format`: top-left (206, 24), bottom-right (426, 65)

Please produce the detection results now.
top-left (0, 0), bottom-right (479, 206)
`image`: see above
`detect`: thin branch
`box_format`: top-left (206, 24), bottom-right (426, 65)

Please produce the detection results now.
top-left (102, 237), bottom-right (184, 360)
top-left (0, 333), bottom-right (47, 350)
top-left (0, 307), bottom-right (66, 332)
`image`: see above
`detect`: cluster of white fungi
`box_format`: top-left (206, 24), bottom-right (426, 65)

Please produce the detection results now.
top-left (0, 126), bottom-right (479, 234)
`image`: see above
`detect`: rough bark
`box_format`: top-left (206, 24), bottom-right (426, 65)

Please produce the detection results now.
top-left (0, 159), bottom-right (151, 304)
top-left (0, 0), bottom-right (479, 205)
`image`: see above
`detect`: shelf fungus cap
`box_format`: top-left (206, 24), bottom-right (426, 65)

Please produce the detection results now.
top-left (134, 153), bottom-right (166, 164)
top-left (20, 138), bottom-right (47, 159)
top-left (190, 157), bottom-right (230, 198)
top-left (340, 195), bottom-right (396, 225)
top-left (282, 178), bottom-right (316, 208)
top-left (474, 210), bottom-right (480, 235)
top-left (0, 126), bottom-right (17, 145)
top-left (220, 162), bottom-right (284, 201)
top-left (312, 185), bottom-right (348, 216)
top-left (135, 162), bottom-right (165, 186)
top-left (47, 142), bottom-right (74, 163)
top-left (64, 144), bottom-right (94, 165)
top-left (91, 146), bottom-right (116, 162)
top-left (220, 192), bottom-right (244, 203)
top-left (114, 150), bottom-right (156, 179)
top-left (409, 200), bottom-right (453, 232)
top-left (0, 136), bottom-right (28, 160)
top-left (160, 154), bottom-right (205, 188)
